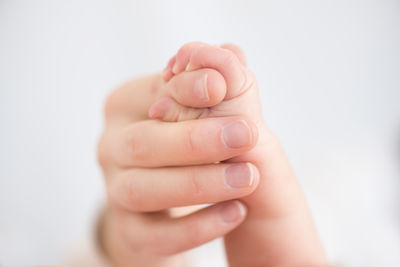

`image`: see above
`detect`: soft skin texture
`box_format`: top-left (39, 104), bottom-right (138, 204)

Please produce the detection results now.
top-left (97, 42), bottom-right (327, 267)
top-left (97, 67), bottom-right (260, 266)
top-left (150, 42), bottom-right (327, 266)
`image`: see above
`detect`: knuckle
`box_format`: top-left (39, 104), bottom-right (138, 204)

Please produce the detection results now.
top-left (125, 176), bottom-right (142, 211)
top-left (106, 181), bottom-right (119, 206)
top-left (123, 126), bottom-right (147, 165)
top-left (186, 167), bottom-right (204, 198)
top-left (103, 87), bottom-right (123, 118)
top-left (222, 43), bottom-right (247, 63)
top-left (106, 172), bottom-right (147, 211)
top-left (181, 221), bottom-right (203, 246)
top-left (176, 43), bottom-right (192, 62)
top-left (223, 50), bottom-right (239, 68)
top-left (104, 176), bottom-right (132, 210)
top-left (184, 125), bottom-right (199, 155)
top-left (110, 173), bottom-right (144, 212)
top-left (143, 230), bottom-right (176, 256)
top-left (176, 42), bottom-right (205, 66)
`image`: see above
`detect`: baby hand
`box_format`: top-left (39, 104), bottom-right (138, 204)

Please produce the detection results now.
top-left (150, 42), bottom-right (327, 266)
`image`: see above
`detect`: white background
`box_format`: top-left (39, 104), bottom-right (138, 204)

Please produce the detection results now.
top-left (1, 0), bottom-right (399, 266)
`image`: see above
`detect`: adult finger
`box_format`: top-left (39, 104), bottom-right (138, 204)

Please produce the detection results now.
top-left (108, 163), bottom-right (259, 212)
top-left (115, 200), bottom-right (247, 257)
top-left (109, 116), bottom-right (258, 167)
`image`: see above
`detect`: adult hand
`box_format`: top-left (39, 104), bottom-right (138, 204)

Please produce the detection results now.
top-left (97, 71), bottom-right (260, 267)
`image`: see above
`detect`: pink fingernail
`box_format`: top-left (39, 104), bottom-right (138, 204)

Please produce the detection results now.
top-left (185, 62), bottom-right (193, 71)
top-left (224, 163), bottom-right (254, 189)
top-left (222, 120), bottom-right (252, 148)
top-left (219, 201), bottom-right (246, 223)
top-left (193, 74), bottom-right (209, 101)
top-left (166, 55), bottom-right (177, 77)
top-left (172, 62), bottom-right (179, 74)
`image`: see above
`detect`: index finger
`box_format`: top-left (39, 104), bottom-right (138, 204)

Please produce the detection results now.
top-left (105, 116), bottom-right (258, 168)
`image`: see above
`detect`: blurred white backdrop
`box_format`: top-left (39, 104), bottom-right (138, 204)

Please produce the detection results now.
top-left (1, 0), bottom-right (399, 266)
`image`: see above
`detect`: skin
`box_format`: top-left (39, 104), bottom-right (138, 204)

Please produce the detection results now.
top-left (98, 71), bottom-right (258, 266)
top-left (97, 42), bottom-right (327, 266)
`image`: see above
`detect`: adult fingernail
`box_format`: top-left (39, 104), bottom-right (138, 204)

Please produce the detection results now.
top-left (224, 163), bottom-right (254, 189)
top-left (194, 74), bottom-right (209, 101)
top-left (222, 120), bottom-right (252, 148)
top-left (219, 201), bottom-right (246, 223)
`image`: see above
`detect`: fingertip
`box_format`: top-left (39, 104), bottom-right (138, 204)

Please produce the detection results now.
top-left (221, 118), bottom-right (259, 150)
top-left (218, 200), bottom-right (247, 224)
top-left (247, 162), bottom-right (260, 190)
top-left (148, 104), bottom-right (158, 118)
top-left (236, 200), bottom-right (247, 218)
top-left (163, 55), bottom-right (177, 81)
top-left (205, 69), bottom-right (227, 106)
top-left (173, 42), bottom-right (205, 74)
top-left (238, 117), bottom-right (259, 149)
top-left (172, 62), bottom-right (180, 74)
top-left (148, 97), bottom-right (173, 118)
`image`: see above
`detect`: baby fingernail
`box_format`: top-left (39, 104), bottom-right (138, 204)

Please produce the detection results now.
top-left (194, 74), bottom-right (209, 101)
top-left (185, 62), bottom-right (193, 71)
top-left (172, 63), bottom-right (179, 74)
top-left (225, 163), bottom-right (254, 189)
top-left (222, 120), bottom-right (252, 148)
top-left (219, 201), bottom-right (246, 223)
